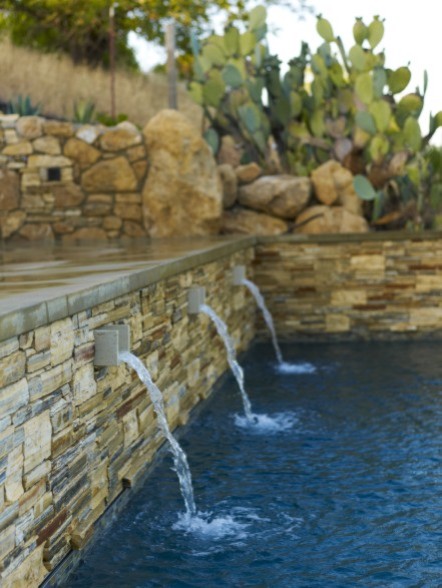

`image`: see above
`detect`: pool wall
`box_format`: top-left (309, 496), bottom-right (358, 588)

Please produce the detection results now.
top-left (254, 233), bottom-right (442, 340)
top-left (1, 232), bottom-right (442, 586)
top-left (0, 244), bottom-right (255, 587)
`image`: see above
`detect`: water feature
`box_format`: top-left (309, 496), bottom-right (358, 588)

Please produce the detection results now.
top-left (238, 272), bottom-right (315, 375)
top-left (241, 277), bottom-right (283, 364)
top-left (199, 303), bottom-right (254, 421)
top-left (120, 351), bottom-right (197, 517)
top-left (67, 341), bottom-right (442, 587)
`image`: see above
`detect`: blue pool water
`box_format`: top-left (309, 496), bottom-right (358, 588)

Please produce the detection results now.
top-left (67, 342), bottom-right (442, 587)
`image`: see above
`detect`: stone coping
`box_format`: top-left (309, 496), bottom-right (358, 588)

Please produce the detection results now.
top-left (257, 229), bottom-right (442, 244)
top-left (0, 236), bottom-right (255, 342)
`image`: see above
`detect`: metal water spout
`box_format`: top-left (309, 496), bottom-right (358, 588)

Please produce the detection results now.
top-left (187, 286), bottom-right (206, 315)
top-left (94, 324), bottom-right (130, 366)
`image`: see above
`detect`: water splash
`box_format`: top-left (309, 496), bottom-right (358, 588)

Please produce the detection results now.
top-left (242, 278), bottom-right (283, 364)
top-left (120, 351), bottom-right (197, 517)
top-left (234, 411), bottom-right (298, 433)
top-left (200, 304), bottom-right (254, 421)
top-left (277, 361), bottom-right (316, 375)
top-left (173, 511), bottom-right (249, 540)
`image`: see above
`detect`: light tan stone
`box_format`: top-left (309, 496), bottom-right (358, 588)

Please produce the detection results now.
top-left (0, 210), bottom-right (26, 238)
top-left (218, 164), bottom-right (238, 209)
top-left (295, 206), bottom-right (369, 234)
top-left (311, 160), bottom-right (342, 205)
top-left (0, 338), bottom-right (19, 360)
top-left (100, 126), bottom-right (142, 151)
top-left (50, 318), bottom-right (74, 365)
top-left (0, 168), bottom-right (20, 211)
top-left (416, 275), bottom-right (442, 292)
top-left (239, 175), bottom-right (311, 219)
top-left (122, 221), bottom-right (146, 237)
top-left (82, 156), bottom-right (138, 192)
top-left (142, 110), bottom-right (222, 237)
top-left (64, 138), bottom-right (101, 167)
top-left (331, 290), bottom-right (367, 306)
top-left (43, 120), bottom-right (74, 137)
top-left (5, 446), bottom-right (24, 503)
top-left (350, 254), bottom-right (385, 272)
top-left (62, 227), bottom-right (108, 241)
top-left (326, 314), bottom-right (351, 332)
top-left (29, 360), bottom-right (72, 401)
top-left (16, 116), bottom-right (44, 139)
top-left (2, 141), bottom-right (33, 156)
top-left (0, 526), bottom-right (16, 561)
top-left (222, 208), bottom-right (288, 235)
top-left (217, 135), bottom-right (243, 167)
top-left (51, 183), bottom-right (85, 208)
top-left (33, 135), bottom-right (61, 155)
top-left (123, 411), bottom-right (139, 447)
top-left (103, 215), bottom-right (122, 230)
top-left (2, 544), bottom-right (47, 588)
top-left (83, 194), bottom-right (113, 217)
top-left (34, 326), bottom-right (50, 352)
top-left (235, 162), bottom-right (262, 184)
top-left (73, 364), bottom-right (97, 406)
top-left (23, 411), bottom-right (52, 473)
top-left (76, 125), bottom-right (100, 144)
top-left (132, 160), bottom-right (148, 181)
top-left (19, 223), bottom-right (54, 241)
top-left (0, 350), bottom-right (25, 387)
top-left (114, 203), bottom-right (141, 220)
top-left (410, 307), bottom-right (442, 327)
top-left (126, 144), bottom-right (146, 162)
top-left (28, 154), bottom-right (72, 168)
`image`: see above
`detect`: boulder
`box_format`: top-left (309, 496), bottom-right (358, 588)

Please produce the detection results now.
top-left (235, 162), bottom-right (262, 184)
top-left (311, 160), bottom-right (362, 214)
top-left (222, 207), bottom-right (288, 235)
top-left (217, 135), bottom-right (243, 167)
top-left (218, 164), bottom-right (237, 209)
top-left (294, 205), bottom-right (369, 234)
top-left (142, 110), bottom-right (222, 237)
top-left (238, 175), bottom-right (311, 219)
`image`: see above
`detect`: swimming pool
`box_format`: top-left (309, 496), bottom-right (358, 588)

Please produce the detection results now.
top-left (67, 341), bottom-right (442, 587)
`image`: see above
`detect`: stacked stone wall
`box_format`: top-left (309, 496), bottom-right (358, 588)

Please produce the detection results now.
top-left (254, 234), bottom-right (442, 339)
top-left (0, 247), bottom-right (255, 586)
top-left (0, 115), bottom-right (149, 242)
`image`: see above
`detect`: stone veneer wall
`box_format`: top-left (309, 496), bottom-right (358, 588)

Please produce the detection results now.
top-left (0, 115), bottom-right (149, 242)
top-left (253, 234), bottom-right (442, 340)
top-left (0, 247), bottom-right (255, 587)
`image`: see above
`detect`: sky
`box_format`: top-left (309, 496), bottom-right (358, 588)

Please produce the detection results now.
top-left (129, 0), bottom-right (442, 142)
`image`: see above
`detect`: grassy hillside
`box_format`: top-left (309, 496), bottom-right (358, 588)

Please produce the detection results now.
top-left (0, 37), bottom-right (202, 128)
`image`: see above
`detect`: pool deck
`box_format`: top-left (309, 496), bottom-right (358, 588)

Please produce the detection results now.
top-left (0, 237), bottom-right (255, 342)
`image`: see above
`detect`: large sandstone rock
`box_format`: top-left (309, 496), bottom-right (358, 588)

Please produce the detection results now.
top-left (222, 207), bottom-right (288, 235)
top-left (142, 110), bottom-right (222, 237)
top-left (218, 164), bottom-right (237, 209)
top-left (295, 205), bottom-right (369, 234)
top-left (311, 160), bottom-right (362, 214)
top-left (0, 169), bottom-right (20, 210)
top-left (81, 156), bottom-right (137, 192)
top-left (238, 175), bottom-right (311, 219)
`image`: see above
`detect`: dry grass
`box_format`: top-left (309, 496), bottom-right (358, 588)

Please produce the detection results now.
top-left (0, 37), bottom-right (202, 128)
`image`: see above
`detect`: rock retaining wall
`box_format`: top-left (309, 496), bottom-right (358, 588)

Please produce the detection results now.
top-left (0, 110), bottom-right (223, 242)
top-left (0, 247), bottom-right (255, 587)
